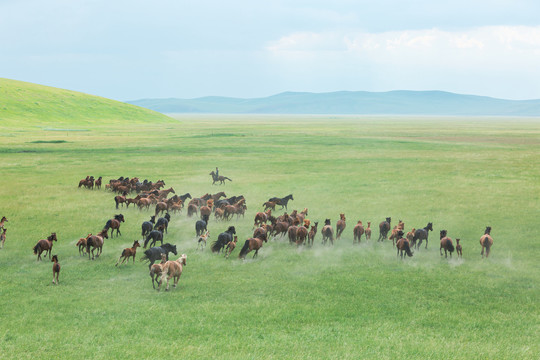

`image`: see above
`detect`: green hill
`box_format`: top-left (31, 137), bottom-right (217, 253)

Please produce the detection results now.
top-left (0, 78), bottom-right (174, 127)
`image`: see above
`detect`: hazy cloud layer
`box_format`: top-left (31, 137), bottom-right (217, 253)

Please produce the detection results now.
top-left (1, 1), bottom-right (539, 100)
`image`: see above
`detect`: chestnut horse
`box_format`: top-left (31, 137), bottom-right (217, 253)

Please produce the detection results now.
top-left (308, 222), bottom-right (318, 247)
top-left (378, 217), bottom-right (391, 242)
top-left (456, 238), bottom-right (463, 258)
top-left (0, 228), bottom-right (6, 249)
top-left (33, 233), bottom-right (58, 261)
top-left (104, 214), bottom-right (125, 238)
top-left (365, 222), bottom-right (371, 241)
top-left (336, 214), bottom-right (346, 240)
top-left (238, 237), bottom-right (264, 259)
top-left (225, 236), bottom-right (238, 258)
top-left (159, 254), bottom-right (187, 291)
top-left (115, 240), bottom-right (141, 266)
top-left (480, 226), bottom-right (493, 258)
top-left (86, 229), bottom-right (109, 260)
top-left (149, 253), bottom-right (168, 289)
top-left (353, 221), bottom-right (364, 244)
top-left (76, 233), bottom-right (92, 256)
top-left (0, 216), bottom-right (8, 230)
top-left (51, 255), bottom-right (60, 285)
top-left (439, 230), bottom-right (455, 258)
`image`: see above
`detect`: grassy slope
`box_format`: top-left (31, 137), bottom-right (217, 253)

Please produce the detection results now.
top-left (0, 78), bottom-right (174, 127)
top-left (0, 115), bottom-right (538, 359)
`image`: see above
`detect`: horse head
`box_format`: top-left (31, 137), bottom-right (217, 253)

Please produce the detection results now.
top-left (49, 233), bottom-right (58, 242)
top-left (227, 226), bottom-right (236, 234)
top-left (440, 230), bottom-right (447, 239)
top-left (180, 254), bottom-right (187, 266)
top-left (324, 219), bottom-right (331, 225)
top-left (386, 217), bottom-right (391, 223)
top-left (427, 222), bottom-right (433, 231)
top-left (116, 214), bottom-right (125, 222)
top-left (485, 226), bottom-right (492, 234)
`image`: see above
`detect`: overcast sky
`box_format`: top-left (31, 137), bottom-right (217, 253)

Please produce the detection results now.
top-left (1, 0), bottom-right (540, 100)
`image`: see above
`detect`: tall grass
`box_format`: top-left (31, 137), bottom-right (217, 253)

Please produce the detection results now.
top-left (0, 115), bottom-right (538, 359)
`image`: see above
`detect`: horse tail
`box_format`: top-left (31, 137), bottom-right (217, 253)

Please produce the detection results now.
top-left (210, 240), bottom-right (222, 253)
top-left (404, 241), bottom-right (413, 257)
top-left (104, 219), bottom-right (112, 230)
top-left (224, 177), bottom-right (232, 182)
top-left (238, 240), bottom-right (250, 258)
top-left (33, 242), bottom-right (40, 254)
top-left (447, 239), bottom-right (455, 253)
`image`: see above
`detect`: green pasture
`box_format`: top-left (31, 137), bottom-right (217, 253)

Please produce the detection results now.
top-left (0, 115), bottom-right (538, 359)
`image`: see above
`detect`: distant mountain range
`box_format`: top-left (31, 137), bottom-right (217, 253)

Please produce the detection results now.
top-left (126, 91), bottom-right (540, 116)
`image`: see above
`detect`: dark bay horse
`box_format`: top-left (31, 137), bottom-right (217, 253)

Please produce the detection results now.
top-left (141, 216), bottom-right (156, 238)
top-left (210, 171), bottom-right (232, 185)
top-left (268, 194), bottom-right (294, 210)
top-left (378, 217), bottom-right (391, 242)
top-left (480, 226), bottom-right (493, 258)
top-left (33, 233), bottom-right (58, 261)
top-left (196, 214), bottom-right (209, 236)
top-left (395, 232), bottom-right (413, 259)
top-left (144, 230), bottom-right (164, 248)
top-left (336, 213), bottom-right (346, 239)
top-left (413, 222), bottom-right (433, 249)
top-left (155, 213), bottom-right (171, 234)
top-left (238, 237), bottom-right (264, 259)
top-left (104, 214), bottom-right (125, 238)
top-left (353, 221), bottom-right (364, 244)
top-left (321, 219), bottom-right (334, 245)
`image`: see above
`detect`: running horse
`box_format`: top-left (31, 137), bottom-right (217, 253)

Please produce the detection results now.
top-left (413, 222), bottom-right (433, 250)
top-left (480, 226), bottom-right (494, 258)
top-left (104, 214), bottom-right (125, 238)
top-left (33, 233), bottom-right (58, 261)
top-left (0, 216), bottom-right (7, 230)
top-left (439, 230), bottom-right (455, 258)
top-left (395, 231), bottom-right (414, 259)
top-left (86, 229), bottom-right (109, 260)
top-left (209, 171), bottom-right (232, 185)
top-left (238, 237), bottom-right (265, 259)
top-left (378, 217), bottom-right (391, 242)
top-left (268, 194), bottom-right (294, 210)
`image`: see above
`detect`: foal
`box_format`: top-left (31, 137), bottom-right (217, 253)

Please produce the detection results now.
top-left (115, 240), bottom-right (141, 266)
top-left (150, 253), bottom-right (167, 289)
top-left (225, 235), bottom-right (238, 258)
top-left (51, 255), bottom-right (60, 285)
top-left (456, 238), bottom-right (463, 258)
top-left (198, 230), bottom-right (210, 251)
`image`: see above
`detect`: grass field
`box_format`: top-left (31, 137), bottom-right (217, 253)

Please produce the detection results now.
top-left (0, 115), bottom-right (538, 359)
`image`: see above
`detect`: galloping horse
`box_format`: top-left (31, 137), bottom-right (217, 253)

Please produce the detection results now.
top-left (144, 230), bottom-right (163, 248)
top-left (321, 219), bottom-right (334, 245)
top-left (308, 222), bottom-right (318, 247)
top-left (115, 240), bottom-right (141, 266)
top-left (395, 231), bottom-right (413, 259)
top-left (0, 216), bottom-right (8, 230)
top-left (159, 254), bottom-right (187, 291)
top-left (210, 171), bottom-right (232, 185)
top-left (0, 228), bottom-right (7, 249)
top-left (378, 217), bottom-right (391, 242)
top-left (268, 194), bottom-right (294, 210)
top-left (211, 226), bottom-right (236, 253)
top-left (51, 255), bottom-right (61, 285)
top-left (196, 214), bottom-right (210, 236)
top-left (413, 222), bottom-right (433, 249)
top-left (104, 214), bottom-right (125, 238)
top-left (336, 214), bottom-right (346, 240)
top-left (86, 229), bottom-right (109, 260)
top-left (353, 221), bottom-right (364, 244)
top-left (365, 222), bottom-right (371, 241)
top-left (76, 233), bottom-right (92, 255)
top-left (456, 238), bottom-right (463, 258)
top-left (141, 216), bottom-right (156, 238)
top-left (140, 243), bottom-right (177, 270)
top-left (480, 226), bottom-right (493, 258)
top-left (439, 230), bottom-right (455, 258)
top-left (33, 233), bottom-right (58, 261)
top-left (149, 253), bottom-right (167, 289)
top-left (238, 237), bottom-right (264, 259)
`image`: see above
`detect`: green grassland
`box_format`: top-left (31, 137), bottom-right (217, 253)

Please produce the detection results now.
top-left (0, 114), bottom-right (539, 359)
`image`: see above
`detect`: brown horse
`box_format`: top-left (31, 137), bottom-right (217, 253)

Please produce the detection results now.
top-left (33, 233), bottom-right (58, 261)
top-left (308, 222), bottom-right (318, 247)
top-left (159, 254), bottom-right (187, 291)
top-left (262, 201), bottom-right (276, 211)
top-left (0, 228), bottom-right (6, 249)
top-left (456, 238), bottom-right (463, 258)
top-left (155, 202), bottom-right (168, 217)
top-left (395, 232), bottom-right (413, 258)
top-left (378, 217), bottom-right (391, 242)
top-left (365, 222), bottom-right (371, 241)
top-left (321, 219), bottom-right (334, 245)
top-left (353, 221), bottom-right (364, 244)
top-left (225, 235), bottom-right (238, 258)
top-left (287, 226), bottom-right (299, 244)
top-left (0, 216), bottom-right (8, 230)
top-left (95, 176), bottom-right (102, 189)
top-left (114, 191), bottom-right (128, 209)
top-left (187, 203), bottom-right (198, 217)
top-left (210, 171), bottom-right (232, 185)
top-left (86, 229), bottom-right (109, 260)
top-left (238, 237), bottom-right (264, 259)
top-left (336, 214), bottom-right (346, 239)
top-left (104, 214), bottom-right (125, 238)
top-left (296, 226), bottom-right (308, 246)
top-left (439, 230), bottom-right (455, 258)
top-left (150, 253), bottom-right (168, 289)
top-left (115, 240), bottom-right (141, 266)
top-left (254, 209), bottom-right (272, 228)
top-left (76, 233), bottom-right (92, 256)
top-left (480, 226), bottom-right (493, 258)
top-left (51, 255), bottom-right (61, 285)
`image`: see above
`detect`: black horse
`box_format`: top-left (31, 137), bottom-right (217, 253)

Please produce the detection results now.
top-left (211, 226), bottom-right (236, 253)
top-left (144, 230), bottom-right (163, 248)
top-left (141, 215), bottom-right (156, 237)
top-left (413, 222), bottom-right (433, 249)
top-left (155, 213), bottom-right (171, 234)
top-left (140, 243), bottom-right (177, 269)
top-left (196, 214), bottom-right (209, 236)
top-left (378, 217), bottom-right (391, 242)
top-left (268, 194), bottom-right (294, 210)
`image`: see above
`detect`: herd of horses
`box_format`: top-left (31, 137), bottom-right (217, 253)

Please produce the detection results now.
top-left (2, 171), bottom-right (497, 288)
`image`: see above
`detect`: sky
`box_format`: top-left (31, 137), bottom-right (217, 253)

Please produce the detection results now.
top-left (1, 0), bottom-right (540, 101)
